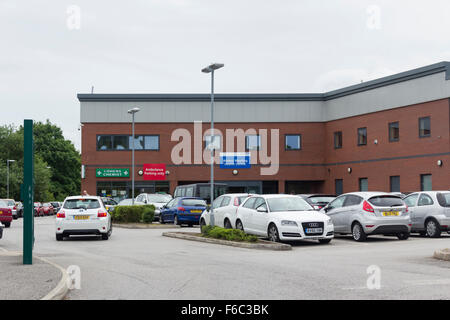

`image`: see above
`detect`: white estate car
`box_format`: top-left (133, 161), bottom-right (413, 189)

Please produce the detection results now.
top-left (200, 193), bottom-right (253, 229)
top-left (55, 196), bottom-right (112, 241)
top-left (235, 194), bottom-right (334, 243)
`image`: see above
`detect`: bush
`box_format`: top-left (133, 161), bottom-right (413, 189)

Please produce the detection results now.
top-left (112, 205), bottom-right (155, 223)
top-left (201, 225), bottom-right (258, 242)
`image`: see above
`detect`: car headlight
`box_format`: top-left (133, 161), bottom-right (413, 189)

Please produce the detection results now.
top-left (326, 218), bottom-right (333, 226)
top-left (281, 220), bottom-right (298, 226)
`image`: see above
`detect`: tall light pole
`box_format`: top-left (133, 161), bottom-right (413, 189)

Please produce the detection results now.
top-left (202, 63), bottom-right (224, 226)
top-left (128, 107), bottom-right (140, 205)
top-left (6, 159), bottom-right (16, 199)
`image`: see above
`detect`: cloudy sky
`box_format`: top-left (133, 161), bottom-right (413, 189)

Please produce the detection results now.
top-left (1, 0), bottom-right (450, 151)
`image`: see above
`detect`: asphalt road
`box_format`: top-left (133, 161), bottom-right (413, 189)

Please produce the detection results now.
top-left (1, 216), bottom-right (450, 299)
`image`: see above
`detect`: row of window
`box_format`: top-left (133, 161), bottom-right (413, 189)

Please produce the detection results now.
top-left (334, 116), bottom-right (431, 149)
top-left (334, 174), bottom-right (432, 195)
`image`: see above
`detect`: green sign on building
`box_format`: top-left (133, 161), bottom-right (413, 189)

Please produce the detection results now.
top-left (96, 168), bottom-right (130, 178)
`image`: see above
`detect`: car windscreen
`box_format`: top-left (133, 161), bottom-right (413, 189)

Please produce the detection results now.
top-left (368, 196), bottom-right (404, 207)
top-left (236, 196), bottom-right (249, 205)
top-left (437, 193), bottom-right (450, 207)
top-left (0, 201), bottom-right (7, 207)
top-left (147, 194), bottom-right (172, 203)
top-left (308, 196), bottom-right (335, 204)
top-left (181, 199), bottom-right (206, 207)
top-left (267, 197), bottom-right (314, 212)
top-left (63, 199), bottom-right (101, 210)
top-left (50, 202), bottom-right (59, 207)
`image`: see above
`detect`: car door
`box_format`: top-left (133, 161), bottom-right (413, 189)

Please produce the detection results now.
top-left (404, 193), bottom-right (419, 229)
top-left (211, 196), bottom-right (224, 227)
top-left (162, 198), bottom-right (177, 221)
top-left (251, 197), bottom-right (269, 236)
top-left (415, 193), bottom-right (435, 229)
top-left (341, 195), bottom-right (364, 233)
top-left (239, 197), bottom-right (257, 233)
top-left (217, 196), bottom-right (232, 227)
top-left (324, 196), bottom-right (347, 232)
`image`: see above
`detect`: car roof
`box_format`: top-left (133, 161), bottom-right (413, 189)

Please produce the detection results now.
top-left (65, 195), bottom-right (102, 200)
top-left (341, 192), bottom-right (396, 198)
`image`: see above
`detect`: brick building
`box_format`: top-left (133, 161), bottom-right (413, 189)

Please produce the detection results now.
top-left (78, 62), bottom-right (450, 201)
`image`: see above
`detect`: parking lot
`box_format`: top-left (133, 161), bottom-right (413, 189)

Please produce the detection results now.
top-left (1, 216), bottom-right (450, 300)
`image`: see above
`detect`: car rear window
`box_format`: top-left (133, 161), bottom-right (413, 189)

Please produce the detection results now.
top-left (308, 196), bottom-right (335, 204)
top-left (368, 196), bottom-right (404, 207)
top-left (436, 193), bottom-right (450, 207)
top-left (0, 201), bottom-right (7, 207)
top-left (63, 199), bottom-right (101, 209)
top-left (6, 200), bottom-right (14, 206)
top-left (181, 199), bottom-right (206, 207)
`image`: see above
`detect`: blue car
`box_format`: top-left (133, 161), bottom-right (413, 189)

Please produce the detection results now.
top-left (159, 197), bottom-right (207, 226)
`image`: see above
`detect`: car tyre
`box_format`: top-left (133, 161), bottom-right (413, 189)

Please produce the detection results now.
top-left (236, 220), bottom-right (244, 232)
top-left (56, 234), bottom-right (63, 241)
top-left (268, 223), bottom-right (280, 242)
top-left (224, 219), bottom-right (232, 229)
top-left (397, 232), bottom-right (410, 240)
top-left (159, 214), bottom-right (165, 224)
top-left (174, 215), bottom-right (180, 226)
top-left (426, 219), bottom-right (441, 238)
top-left (4, 222), bottom-right (10, 228)
top-left (352, 223), bottom-right (367, 242)
top-left (101, 232), bottom-right (109, 240)
top-left (200, 219), bottom-right (206, 233)
top-left (319, 239), bottom-right (332, 244)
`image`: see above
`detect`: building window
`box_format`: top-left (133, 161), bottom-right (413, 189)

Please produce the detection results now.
top-left (420, 174), bottom-right (432, 191)
top-left (359, 178), bottom-right (368, 191)
top-left (334, 131), bottom-right (342, 149)
top-left (285, 134), bottom-right (301, 150)
top-left (204, 135), bottom-right (221, 150)
top-left (390, 176), bottom-right (400, 192)
top-left (357, 127), bottom-right (367, 146)
top-left (419, 117), bottom-right (431, 137)
top-left (389, 122), bottom-right (399, 142)
top-left (97, 135), bottom-right (159, 151)
top-left (246, 135), bottom-right (261, 151)
top-left (335, 179), bottom-right (343, 195)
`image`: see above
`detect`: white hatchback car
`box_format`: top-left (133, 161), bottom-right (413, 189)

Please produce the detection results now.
top-left (236, 194), bottom-right (334, 243)
top-left (55, 196), bottom-right (112, 241)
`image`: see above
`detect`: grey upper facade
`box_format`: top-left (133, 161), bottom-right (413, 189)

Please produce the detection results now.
top-left (79, 61), bottom-right (450, 123)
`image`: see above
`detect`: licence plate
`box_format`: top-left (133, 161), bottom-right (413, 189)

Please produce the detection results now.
top-left (382, 211), bottom-right (399, 216)
top-left (305, 228), bottom-right (323, 234)
top-left (74, 215), bottom-right (89, 220)
top-left (190, 210), bottom-right (203, 213)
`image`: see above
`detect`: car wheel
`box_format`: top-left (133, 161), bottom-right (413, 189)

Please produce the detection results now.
top-left (426, 219), bottom-right (441, 238)
top-left (236, 220), bottom-right (244, 232)
top-left (224, 219), bottom-right (232, 229)
top-left (4, 222), bottom-right (10, 228)
top-left (174, 215), bottom-right (180, 226)
top-left (200, 219), bottom-right (206, 233)
top-left (352, 223), bottom-right (367, 242)
top-left (268, 224), bottom-right (280, 242)
top-left (56, 234), bottom-right (63, 241)
top-left (159, 215), bottom-right (165, 224)
top-left (419, 231), bottom-right (427, 237)
top-left (101, 232), bottom-right (109, 240)
top-left (319, 239), bottom-right (332, 244)
top-left (13, 216), bottom-right (18, 220)
top-left (397, 232), bottom-right (410, 240)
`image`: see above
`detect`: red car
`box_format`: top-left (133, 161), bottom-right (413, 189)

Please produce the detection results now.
top-left (34, 202), bottom-right (44, 217)
top-left (42, 203), bottom-right (54, 216)
top-left (0, 200), bottom-right (13, 228)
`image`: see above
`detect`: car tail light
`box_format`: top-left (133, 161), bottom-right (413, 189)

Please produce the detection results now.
top-left (98, 210), bottom-right (108, 217)
top-left (177, 207), bottom-right (185, 211)
top-left (13, 206), bottom-right (16, 210)
top-left (7, 209), bottom-right (12, 215)
top-left (56, 211), bottom-right (65, 218)
top-left (405, 206), bottom-right (409, 213)
top-left (363, 201), bottom-right (375, 213)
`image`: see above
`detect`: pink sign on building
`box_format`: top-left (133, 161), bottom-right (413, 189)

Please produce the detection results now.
top-left (143, 164), bottom-right (166, 181)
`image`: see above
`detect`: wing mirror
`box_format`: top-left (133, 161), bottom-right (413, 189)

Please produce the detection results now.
top-left (256, 206), bottom-right (267, 213)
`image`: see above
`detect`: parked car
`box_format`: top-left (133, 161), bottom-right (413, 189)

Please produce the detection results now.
top-left (15, 202), bottom-right (23, 218)
top-left (101, 197), bottom-right (118, 213)
top-left (234, 194), bottom-right (334, 243)
top-left (50, 202), bottom-right (62, 214)
top-left (321, 192), bottom-right (410, 241)
top-left (42, 203), bottom-right (54, 216)
top-left (297, 194), bottom-right (336, 210)
top-left (0, 200), bottom-right (13, 228)
top-left (34, 202), bottom-right (44, 216)
top-left (55, 195), bottom-right (112, 241)
top-left (173, 183), bottom-right (228, 204)
top-left (117, 198), bottom-right (134, 206)
top-left (1, 199), bottom-right (17, 220)
top-left (403, 191), bottom-right (450, 238)
top-left (159, 197), bottom-right (207, 226)
top-left (200, 193), bottom-right (253, 229)
top-left (135, 193), bottom-right (173, 220)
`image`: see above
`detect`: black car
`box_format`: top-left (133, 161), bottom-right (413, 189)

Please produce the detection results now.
top-left (50, 202), bottom-right (61, 214)
top-left (297, 194), bottom-right (336, 210)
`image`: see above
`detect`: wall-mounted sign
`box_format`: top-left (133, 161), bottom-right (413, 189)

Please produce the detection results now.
top-left (143, 164), bottom-right (166, 180)
top-left (220, 153), bottom-right (251, 169)
top-left (96, 168), bottom-right (130, 178)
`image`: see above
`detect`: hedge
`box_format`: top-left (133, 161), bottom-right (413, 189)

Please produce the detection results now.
top-left (111, 205), bottom-right (155, 223)
top-left (201, 225), bottom-right (258, 242)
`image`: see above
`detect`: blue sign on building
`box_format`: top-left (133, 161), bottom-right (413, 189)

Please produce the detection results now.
top-left (220, 152), bottom-right (251, 169)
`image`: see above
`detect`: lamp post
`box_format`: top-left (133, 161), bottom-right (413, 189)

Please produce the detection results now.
top-left (202, 63), bottom-right (224, 226)
top-left (6, 159), bottom-right (16, 199)
top-left (128, 107), bottom-right (140, 205)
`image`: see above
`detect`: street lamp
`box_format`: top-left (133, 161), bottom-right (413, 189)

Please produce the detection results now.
top-left (128, 107), bottom-right (140, 205)
top-left (6, 159), bottom-right (16, 199)
top-left (202, 63), bottom-right (224, 226)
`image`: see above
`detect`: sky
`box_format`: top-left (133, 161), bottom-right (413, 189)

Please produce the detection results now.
top-left (1, 0), bottom-right (450, 151)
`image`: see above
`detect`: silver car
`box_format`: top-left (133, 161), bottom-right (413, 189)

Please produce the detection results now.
top-left (135, 193), bottom-right (173, 220)
top-left (403, 191), bottom-right (450, 238)
top-left (321, 192), bottom-right (411, 241)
